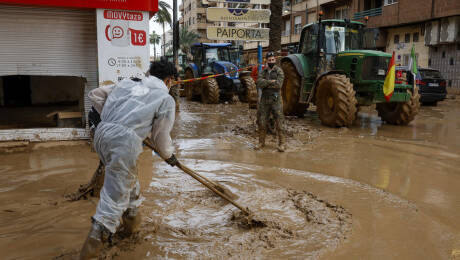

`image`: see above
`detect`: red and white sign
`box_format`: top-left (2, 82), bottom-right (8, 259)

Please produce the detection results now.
top-left (0, 0), bottom-right (158, 12)
top-left (97, 8), bottom-right (149, 85)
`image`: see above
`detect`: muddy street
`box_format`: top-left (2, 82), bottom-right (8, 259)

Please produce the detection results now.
top-left (1, 98), bottom-right (460, 259)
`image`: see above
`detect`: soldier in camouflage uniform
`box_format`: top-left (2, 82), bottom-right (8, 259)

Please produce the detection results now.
top-left (256, 52), bottom-right (286, 152)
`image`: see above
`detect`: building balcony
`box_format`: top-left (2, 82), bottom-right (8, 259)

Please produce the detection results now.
top-left (196, 8), bottom-right (206, 14)
top-left (353, 7), bottom-right (382, 20)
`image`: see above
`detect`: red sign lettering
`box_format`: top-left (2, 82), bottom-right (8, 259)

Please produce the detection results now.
top-left (104, 10), bottom-right (143, 21)
top-left (0, 0), bottom-right (158, 12)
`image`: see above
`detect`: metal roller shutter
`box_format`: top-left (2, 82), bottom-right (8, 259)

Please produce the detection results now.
top-left (0, 4), bottom-right (97, 141)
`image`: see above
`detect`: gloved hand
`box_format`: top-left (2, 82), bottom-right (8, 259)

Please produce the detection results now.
top-left (165, 154), bottom-right (178, 167)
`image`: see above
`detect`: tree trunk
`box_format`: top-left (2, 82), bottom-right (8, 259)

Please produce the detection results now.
top-left (269, 2), bottom-right (282, 53)
top-left (154, 43), bottom-right (157, 60)
top-left (162, 23), bottom-right (166, 56)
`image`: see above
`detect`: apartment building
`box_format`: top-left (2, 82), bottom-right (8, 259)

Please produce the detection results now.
top-left (354, 0), bottom-right (460, 89)
top-left (179, 0), bottom-right (220, 43)
top-left (243, 0), bottom-right (354, 64)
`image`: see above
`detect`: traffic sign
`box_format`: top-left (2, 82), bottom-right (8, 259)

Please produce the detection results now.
top-left (207, 8), bottom-right (270, 23)
top-left (207, 27), bottom-right (269, 41)
top-left (207, 0), bottom-right (271, 4)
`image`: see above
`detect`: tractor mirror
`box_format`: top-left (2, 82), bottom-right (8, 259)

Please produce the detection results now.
top-left (363, 28), bottom-right (378, 50)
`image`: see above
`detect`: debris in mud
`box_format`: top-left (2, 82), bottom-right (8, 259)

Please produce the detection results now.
top-left (231, 211), bottom-right (267, 229)
top-left (65, 161), bottom-right (105, 201)
top-left (230, 113), bottom-right (321, 151)
top-left (223, 189), bottom-right (352, 256)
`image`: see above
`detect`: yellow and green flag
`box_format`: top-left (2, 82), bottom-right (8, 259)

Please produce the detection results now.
top-left (383, 51), bottom-right (396, 102)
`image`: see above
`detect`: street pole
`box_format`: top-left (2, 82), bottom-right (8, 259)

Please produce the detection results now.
top-left (173, 0), bottom-right (178, 67)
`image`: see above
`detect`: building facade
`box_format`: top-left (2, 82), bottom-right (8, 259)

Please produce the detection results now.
top-left (0, 1), bottom-right (156, 141)
top-left (355, 0), bottom-right (460, 89)
top-left (180, 0), bottom-right (220, 43)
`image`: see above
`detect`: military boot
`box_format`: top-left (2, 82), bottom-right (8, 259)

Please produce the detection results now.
top-left (277, 130), bottom-right (286, 152)
top-left (255, 129), bottom-right (266, 150)
top-left (80, 219), bottom-right (111, 260)
top-left (121, 207), bottom-right (141, 236)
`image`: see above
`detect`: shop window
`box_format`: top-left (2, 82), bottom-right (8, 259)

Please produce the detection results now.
top-left (0, 75), bottom-right (85, 129)
top-left (294, 16), bottom-right (302, 35)
top-left (385, 0), bottom-right (398, 5)
top-left (413, 32), bottom-right (419, 42)
top-left (442, 51), bottom-right (446, 58)
top-left (394, 34), bottom-right (399, 44)
top-left (405, 33), bottom-right (410, 43)
top-left (450, 57), bottom-right (454, 65)
top-left (335, 6), bottom-right (349, 19)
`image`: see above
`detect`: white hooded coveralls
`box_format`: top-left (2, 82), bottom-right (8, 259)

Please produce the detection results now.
top-left (88, 76), bottom-right (175, 233)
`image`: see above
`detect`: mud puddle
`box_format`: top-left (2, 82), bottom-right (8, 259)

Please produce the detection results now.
top-left (1, 98), bottom-right (460, 259)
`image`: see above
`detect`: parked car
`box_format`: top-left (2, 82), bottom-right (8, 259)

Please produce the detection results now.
top-left (395, 66), bottom-right (447, 106)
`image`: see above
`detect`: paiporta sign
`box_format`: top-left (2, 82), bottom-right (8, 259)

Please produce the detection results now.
top-left (207, 27), bottom-right (269, 41)
top-left (0, 0), bottom-right (159, 12)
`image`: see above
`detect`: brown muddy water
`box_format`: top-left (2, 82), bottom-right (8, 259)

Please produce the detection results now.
top-left (1, 98), bottom-right (460, 259)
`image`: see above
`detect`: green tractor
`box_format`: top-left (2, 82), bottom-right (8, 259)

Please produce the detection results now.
top-left (281, 18), bottom-right (420, 127)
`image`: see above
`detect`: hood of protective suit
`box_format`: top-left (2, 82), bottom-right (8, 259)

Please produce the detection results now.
top-left (142, 76), bottom-right (169, 93)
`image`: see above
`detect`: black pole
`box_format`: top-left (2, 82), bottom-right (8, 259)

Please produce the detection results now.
top-left (173, 0), bottom-right (178, 67)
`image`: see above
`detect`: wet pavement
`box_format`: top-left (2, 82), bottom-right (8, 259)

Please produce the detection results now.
top-left (0, 98), bottom-right (459, 259)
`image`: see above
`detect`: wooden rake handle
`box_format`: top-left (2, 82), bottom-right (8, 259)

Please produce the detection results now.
top-left (143, 140), bottom-right (250, 215)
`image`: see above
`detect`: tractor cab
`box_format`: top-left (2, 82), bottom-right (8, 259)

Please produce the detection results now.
top-left (190, 43), bottom-right (238, 78)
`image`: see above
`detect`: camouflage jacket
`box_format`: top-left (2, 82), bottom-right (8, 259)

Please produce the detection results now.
top-left (256, 65), bottom-right (284, 90)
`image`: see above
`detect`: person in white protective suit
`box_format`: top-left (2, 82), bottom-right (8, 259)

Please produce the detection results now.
top-left (80, 60), bottom-right (178, 260)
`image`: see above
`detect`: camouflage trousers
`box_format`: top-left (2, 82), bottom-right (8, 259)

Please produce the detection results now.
top-left (258, 91), bottom-right (284, 136)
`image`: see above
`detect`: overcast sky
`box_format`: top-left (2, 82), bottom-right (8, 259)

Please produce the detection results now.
top-left (149, 0), bottom-right (176, 57)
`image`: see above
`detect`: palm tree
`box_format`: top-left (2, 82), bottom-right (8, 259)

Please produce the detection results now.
top-left (150, 31), bottom-right (161, 60)
top-left (153, 1), bottom-right (172, 56)
top-left (179, 26), bottom-right (199, 55)
top-left (269, 2), bottom-right (282, 53)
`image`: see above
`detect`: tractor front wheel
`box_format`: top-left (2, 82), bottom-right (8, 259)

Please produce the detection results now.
top-left (281, 61), bottom-right (308, 117)
top-left (239, 76), bottom-right (258, 109)
top-left (316, 74), bottom-right (357, 127)
top-left (201, 77), bottom-right (220, 104)
top-left (376, 86), bottom-right (420, 125)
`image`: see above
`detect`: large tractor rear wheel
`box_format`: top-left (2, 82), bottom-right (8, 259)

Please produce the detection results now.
top-left (201, 77), bottom-right (220, 104)
top-left (239, 76), bottom-right (258, 109)
top-left (376, 86), bottom-right (420, 125)
top-left (316, 74), bottom-right (357, 127)
top-left (185, 69), bottom-right (197, 101)
top-left (281, 61), bottom-right (308, 117)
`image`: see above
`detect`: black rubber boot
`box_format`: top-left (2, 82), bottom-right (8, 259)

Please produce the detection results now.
top-left (79, 219), bottom-right (111, 260)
